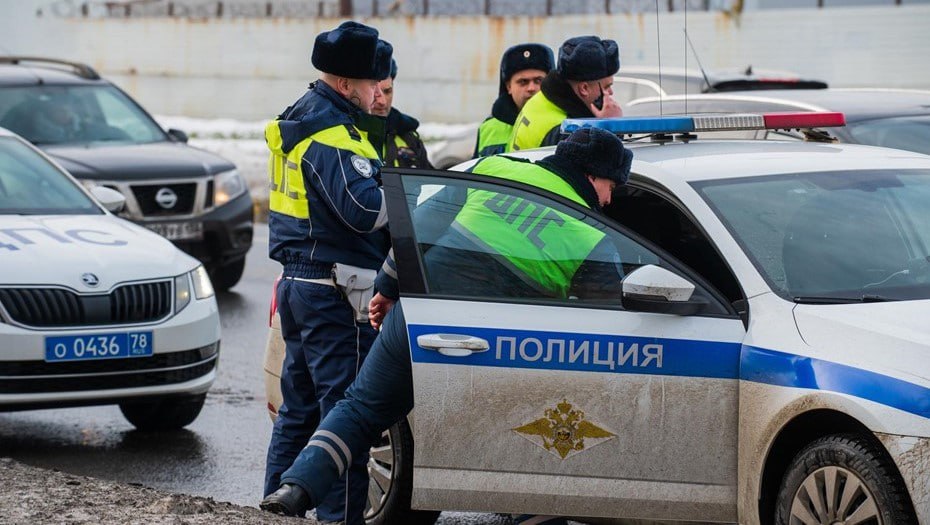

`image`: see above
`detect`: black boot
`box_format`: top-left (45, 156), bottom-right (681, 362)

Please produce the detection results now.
top-left (260, 483), bottom-right (312, 517)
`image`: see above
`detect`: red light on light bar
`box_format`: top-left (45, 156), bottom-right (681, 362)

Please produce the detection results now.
top-left (763, 112), bottom-right (846, 129)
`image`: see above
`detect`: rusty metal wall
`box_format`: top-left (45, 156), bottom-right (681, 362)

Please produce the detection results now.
top-left (3, 4), bottom-right (929, 121)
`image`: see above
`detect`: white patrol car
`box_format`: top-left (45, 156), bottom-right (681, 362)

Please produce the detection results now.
top-left (266, 113), bottom-right (929, 524)
top-left (0, 127), bottom-right (220, 431)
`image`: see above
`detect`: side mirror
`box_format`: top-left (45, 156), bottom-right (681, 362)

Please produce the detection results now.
top-left (167, 128), bottom-right (189, 143)
top-left (621, 264), bottom-right (706, 316)
top-left (89, 186), bottom-right (126, 213)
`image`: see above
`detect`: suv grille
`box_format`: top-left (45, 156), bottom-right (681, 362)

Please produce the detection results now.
top-left (131, 183), bottom-right (197, 216)
top-left (0, 281), bottom-right (172, 327)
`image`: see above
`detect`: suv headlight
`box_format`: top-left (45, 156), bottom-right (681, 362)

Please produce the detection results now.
top-left (174, 266), bottom-right (214, 313)
top-left (214, 169), bottom-right (246, 207)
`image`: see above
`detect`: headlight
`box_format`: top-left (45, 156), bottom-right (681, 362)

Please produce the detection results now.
top-left (191, 265), bottom-right (215, 300)
top-left (214, 169), bottom-right (246, 207)
top-left (175, 273), bottom-right (191, 313)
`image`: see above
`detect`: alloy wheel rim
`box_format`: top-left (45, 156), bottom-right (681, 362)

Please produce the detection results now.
top-left (364, 429), bottom-right (394, 519)
top-left (790, 466), bottom-right (882, 525)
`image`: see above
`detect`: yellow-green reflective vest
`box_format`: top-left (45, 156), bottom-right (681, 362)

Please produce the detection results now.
top-left (475, 117), bottom-right (513, 157)
top-left (506, 92), bottom-right (567, 152)
top-left (266, 122), bottom-right (380, 220)
top-left (454, 156), bottom-right (605, 297)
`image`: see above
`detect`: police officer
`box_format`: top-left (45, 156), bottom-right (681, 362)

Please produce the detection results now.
top-left (474, 43), bottom-right (555, 158)
top-left (263, 20), bottom-right (392, 525)
top-left (260, 128), bottom-right (634, 520)
top-left (508, 36), bottom-right (623, 152)
top-left (361, 59), bottom-right (434, 169)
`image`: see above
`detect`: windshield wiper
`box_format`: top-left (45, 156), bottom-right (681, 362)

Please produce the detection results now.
top-left (793, 294), bottom-right (894, 304)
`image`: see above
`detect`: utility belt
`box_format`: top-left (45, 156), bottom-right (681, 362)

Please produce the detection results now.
top-left (284, 263), bottom-right (376, 323)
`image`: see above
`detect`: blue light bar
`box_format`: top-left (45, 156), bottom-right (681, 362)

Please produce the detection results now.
top-left (562, 116), bottom-right (696, 135)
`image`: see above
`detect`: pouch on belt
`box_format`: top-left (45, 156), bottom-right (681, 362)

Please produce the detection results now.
top-left (333, 263), bottom-right (377, 323)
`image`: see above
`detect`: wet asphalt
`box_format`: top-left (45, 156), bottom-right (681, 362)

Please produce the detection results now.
top-left (0, 223), bottom-right (512, 525)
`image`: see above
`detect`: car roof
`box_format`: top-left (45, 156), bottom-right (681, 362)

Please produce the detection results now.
top-left (628, 88), bottom-right (930, 122)
top-left (0, 57), bottom-right (105, 87)
top-left (503, 139), bottom-right (930, 183)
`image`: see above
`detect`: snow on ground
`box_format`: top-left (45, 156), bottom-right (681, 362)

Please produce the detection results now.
top-left (154, 115), bottom-right (479, 221)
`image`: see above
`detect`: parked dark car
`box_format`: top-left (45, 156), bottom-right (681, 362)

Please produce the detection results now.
top-left (0, 56), bottom-right (253, 290)
top-left (624, 88), bottom-right (930, 155)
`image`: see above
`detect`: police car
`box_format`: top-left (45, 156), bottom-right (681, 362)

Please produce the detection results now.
top-left (267, 113), bottom-right (929, 524)
top-left (0, 127), bottom-right (220, 431)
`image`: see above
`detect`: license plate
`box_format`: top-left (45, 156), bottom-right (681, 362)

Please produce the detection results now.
top-left (45, 332), bottom-right (154, 362)
top-left (145, 221), bottom-right (203, 241)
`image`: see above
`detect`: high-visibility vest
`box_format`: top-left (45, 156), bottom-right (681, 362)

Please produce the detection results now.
top-left (266, 122), bottom-right (380, 220)
top-left (475, 116), bottom-right (513, 157)
top-left (506, 91), bottom-right (567, 152)
top-left (453, 155), bottom-right (604, 297)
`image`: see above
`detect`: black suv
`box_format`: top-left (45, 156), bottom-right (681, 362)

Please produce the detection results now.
top-left (0, 57), bottom-right (253, 290)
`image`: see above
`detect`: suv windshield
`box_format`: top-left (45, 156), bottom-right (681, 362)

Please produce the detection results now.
top-left (0, 137), bottom-right (101, 215)
top-left (0, 85), bottom-right (166, 145)
top-left (695, 170), bottom-right (930, 302)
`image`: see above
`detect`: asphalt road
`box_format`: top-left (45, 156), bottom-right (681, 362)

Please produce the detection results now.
top-left (0, 223), bottom-right (511, 525)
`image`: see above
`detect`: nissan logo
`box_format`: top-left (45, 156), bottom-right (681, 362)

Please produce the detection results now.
top-left (155, 187), bottom-right (178, 209)
top-left (81, 273), bottom-right (100, 287)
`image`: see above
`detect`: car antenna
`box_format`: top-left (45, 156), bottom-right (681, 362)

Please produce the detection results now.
top-left (654, 0), bottom-right (664, 116)
top-left (684, 28), bottom-right (715, 93)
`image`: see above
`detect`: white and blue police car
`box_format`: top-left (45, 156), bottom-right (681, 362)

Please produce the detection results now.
top-left (267, 113), bottom-right (930, 525)
top-left (0, 127), bottom-right (220, 431)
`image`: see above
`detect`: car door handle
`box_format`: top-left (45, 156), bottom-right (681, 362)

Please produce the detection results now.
top-left (416, 333), bottom-right (490, 357)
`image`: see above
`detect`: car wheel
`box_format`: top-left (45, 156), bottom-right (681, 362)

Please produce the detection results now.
top-left (365, 420), bottom-right (440, 525)
top-left (775, 433), bottom-right (916, 525)
top-left (119, 393), bottom-right (206, 431)
top-left (212, 258), bottom-right (246, 292)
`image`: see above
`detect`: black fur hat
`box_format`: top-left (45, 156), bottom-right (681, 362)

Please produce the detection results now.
top-left (389, 58), bottom-right (398, 80)
top-left (498, 43), bottom-right (555, 96)
top-left (311, 21), bottom-right (394, 80)
top-left (555, 127), bottom-right (633, 184)
top-left (557, 36), bottom-right (620, 82)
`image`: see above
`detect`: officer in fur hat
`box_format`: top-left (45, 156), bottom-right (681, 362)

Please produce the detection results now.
top-left (508, 35), bottom-right (623, 152)
top-left (474, 43), bottom-right (555, 157)
top-left (263, 20), bottom-right (392, 525)
top-left (262, 128), bottom-right (634, 523)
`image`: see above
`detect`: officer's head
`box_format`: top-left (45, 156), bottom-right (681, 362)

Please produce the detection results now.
top-left (371, 59), bottom-right (398, 117)
top-left (312, 21), bottom-right (394, 113)
top-left (558, 36), bottom-right (620, 108)
top-left (499, 43), bottom-right (554, 110)
top-left (555, 127), bottom-right (633, 207)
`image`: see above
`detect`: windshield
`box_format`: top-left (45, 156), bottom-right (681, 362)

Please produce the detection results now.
top-left (847, 115), bottom-right (930, 156)
top-left (0, 85), bottom-right (166, 145)
top-left (695, 170), bottom-right (930, 302)
top-left (0, 137), bottom-right (102, 215)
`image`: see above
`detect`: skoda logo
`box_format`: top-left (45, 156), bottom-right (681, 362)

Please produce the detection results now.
top-left (155, 187), bottom-right (178, 209)
top-left (81, 273), bottom-right (100, 287)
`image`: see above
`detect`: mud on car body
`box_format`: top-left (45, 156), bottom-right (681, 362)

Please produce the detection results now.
top-left (0, 127), bottom-right (220, 431)
top-left (267, 113), bottom-right (930, 524)
top-left (0, 56), bottom-right (253, 290)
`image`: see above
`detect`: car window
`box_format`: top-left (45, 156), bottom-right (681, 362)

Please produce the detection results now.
top-left (0, 85), bottom-right (165, 145)
top-left (401, 173), bottom-right (679, 307)
top-left (695, 169), bottom-right (930, 302)
top-left (847, 115), bottom-right (930, 156)
top-left (0, 138), bottom-right (101, 215)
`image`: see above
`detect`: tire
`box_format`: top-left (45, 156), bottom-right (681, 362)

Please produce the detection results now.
top-left (365, 420), bottom-right (440, 525)
top-left (775, 433), bottom-right (916, 525)
top-left (212, 258), bottom-right (246, 292)
top-left (119, 393), bottom-right (206, 431)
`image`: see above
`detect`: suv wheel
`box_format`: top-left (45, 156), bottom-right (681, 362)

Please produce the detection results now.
top-left (119, 393), bottom-right (206, 431)
top-left (211, 258), bottom-right (246, 292)
top-left (365, 420), bottom-right (440, 525)
top-left (775, 433), bottom-right (916, 525)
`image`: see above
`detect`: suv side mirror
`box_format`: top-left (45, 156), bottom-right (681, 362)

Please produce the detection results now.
top-left (167, 128), bottom-right (189, 143)
top-left (621, 264), bottom-right (706, 316)
top-left (89, 186), bottom-right (126, 213)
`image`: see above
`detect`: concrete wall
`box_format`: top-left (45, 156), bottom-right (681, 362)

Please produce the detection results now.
top-left (2, 4), bottom-right (930, 122)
